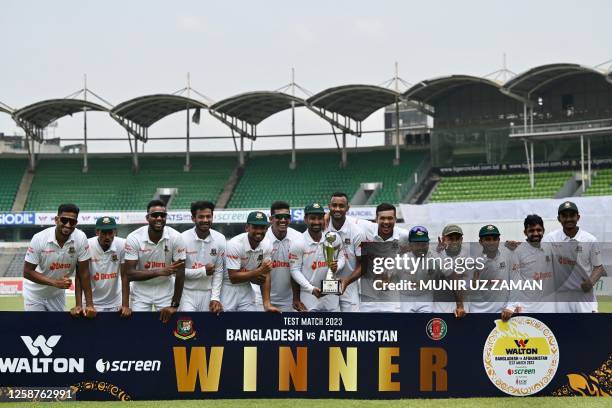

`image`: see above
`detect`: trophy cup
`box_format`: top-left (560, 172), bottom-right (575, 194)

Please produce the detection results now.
top-left (321, 231), bottom-right (342, 295)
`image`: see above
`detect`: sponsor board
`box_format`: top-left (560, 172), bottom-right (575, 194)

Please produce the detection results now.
top-left (483, 317), bottom-right (559, 396)
top-left (0, 213), bottom-right (35, 225)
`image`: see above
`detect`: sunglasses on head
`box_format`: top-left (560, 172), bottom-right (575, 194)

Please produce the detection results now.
top-left (410, 226), bottom-right (428, 233)
top-left (148, 212), bottom-right (168, 219)
top-left (59, 217), bottom-right (78, 226)
top-left (272, 213), bottom-right (291, 220)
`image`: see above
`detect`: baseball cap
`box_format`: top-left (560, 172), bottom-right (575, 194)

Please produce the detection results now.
top-left (442, 224), bottom-right (463, 236)
top-left (95, 216), bottom-right (117, 231)
top-left (409, 226), bottom-right (430, 242)
top-left (479, 224), bottom-right (500, 237)
top-left (304, 202), bottom-right (325, 215)
top-left (558, 201), bottom-right (579, 214)
top-left (246, 211), bottom-right (269, 226)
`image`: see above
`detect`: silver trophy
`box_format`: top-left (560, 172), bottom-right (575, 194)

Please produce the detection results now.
top-left (321, 231), bottom-right (342, 295)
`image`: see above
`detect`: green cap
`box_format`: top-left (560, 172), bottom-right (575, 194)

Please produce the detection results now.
top-left (95, 216), bottom-right (117, 231)
top-left (558, 201), bottom-right (578, 214)
top-left (304, 202), bottom-right (325, 215)
top-left (479, 224), bottom-right (500, 237)
top-left (409, 226), bottom-right (430, 242)
top-left (442, 224), bottom-right (463, 236)
top-left (246, 211), bottom-right (269, 226)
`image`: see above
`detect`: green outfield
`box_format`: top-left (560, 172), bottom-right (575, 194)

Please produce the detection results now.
top-left (1, 397), bottom-right (610, 407)
top-left (1, 295), bottom-right (611, 312)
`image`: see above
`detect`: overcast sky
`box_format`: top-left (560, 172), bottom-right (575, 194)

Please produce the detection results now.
top-left (1, 0), bottom-right (610, 154)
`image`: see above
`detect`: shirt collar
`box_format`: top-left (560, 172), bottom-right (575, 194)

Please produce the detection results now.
top-left (145, 226), bottom-right (170, 244)
top-left (47, 227), bottom-right (75, 246)
top-left (191, 227), bottom-right (212, 243)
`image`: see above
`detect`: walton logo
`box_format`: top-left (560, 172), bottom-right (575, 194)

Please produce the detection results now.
top-left (21, 335), bottom-right (61, 356)
top-left (0, 335), bottom-right (84, 374)
top-left (514, 339), bottom-right (529, 348)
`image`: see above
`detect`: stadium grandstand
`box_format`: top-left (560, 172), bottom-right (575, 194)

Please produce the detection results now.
top-left (0, 60), bottom-right (610, 234)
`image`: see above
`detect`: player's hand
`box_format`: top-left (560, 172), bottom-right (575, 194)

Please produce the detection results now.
top-left (209, 300), bottom-right (223, 315)
top-left (293, 299), bottom-right (307, 312)
top-left (504, 240), bottom-right (521, 251)
top-left (119, 306), bottom-right (132, 318)
top-left (501, 308), bottom-right (514, 322)
top-left (260, 260), bottom-right (272, 274)
top-left (54, 276), bottom-right (72, 289)
top-left (264, 303), bottom-right (281, 313)
top-left (205, 263), bottom-right (215, 276)
top-left (84, 305), bottom-right (97, 319)
top-left (159, 306), bottom-right (177, 323)
top-left (70, 305), bottom-right (83, 317)
top-left (170, 260), bottom-right (185, 271)
top-left (581, 278), bottom-right (594, 293)
top-left (454, 305), bottom-right (466, 318)
top-left (312, 287), bottom-right (322, 298)
top-left (250, 274), bottom-right (267, 285)
top-left (339, 278), bottom-right (350, 295)
top-left (330, 260), bottom-right (338, 273)
top-left (436, 236), bottom-right (446, 253)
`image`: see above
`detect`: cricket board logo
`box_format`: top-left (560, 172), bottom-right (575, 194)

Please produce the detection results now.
top-left (425, 318), bottom-right (447, 341)
top-left (483, 316), bottom-right (559, 396)
top-left (174, 318), bottom-right (196, 340)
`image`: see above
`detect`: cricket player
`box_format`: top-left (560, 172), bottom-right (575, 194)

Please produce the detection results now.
top-left (124, 200), bottom-right (185, 323)
top-left (510, 214), bottom-right (556, 313)
top-left (23, 203), bottom-right (95, 316)
top-left (361, 203), bottom-right (407, 312)
top-left (224, 211), bottom-right (272, 311)
top-left (180, 201), bottom-right (225, 313)
top-left (289, 203), bottom-right (342, 311)
top-left (433, 224), bottom-right (468, 317)
top-left (260, 201), bottom-right (303, 312)
top-left (469, 224), bottom-right (517, 321)
top-left (542, 201), bottom-right (605, 313)
top-left (325, 192), bottom-right (364, 312)
top-left (399, 226), bottom-right (438, 313)
top-left (72, 216), bottom-right (130, 316)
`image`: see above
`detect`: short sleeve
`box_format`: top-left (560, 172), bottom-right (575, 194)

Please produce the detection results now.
top-left (225, 240), bottom-right (242, 270)
top-left (124, 234), bottom-right (140, 261)
top-left (173, 234), bottom-right (186, 261)
top-left (77, 231), bottom-right (91, 262)
top-left (590, 241), bottom-right (603, 268)
top-left (24, 234), bottom-right (41, 265)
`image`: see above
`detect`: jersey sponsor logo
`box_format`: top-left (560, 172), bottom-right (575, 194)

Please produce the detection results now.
top-left (311, 260), bottom-right (327, 270)
top-left (93, 272), bottom-right (118, 281)
top-left (271, 260), bottom-right (290, 268)
top-left (186, 250), bottom-right (198, 255)
top-left (49, 262), bottom-right (72, 271)
top-left (226, 255), bottom-right (239, 260)
top-left (27, 247), bottom-right (35, 253)
top-left (191, 262), bottom-right (205, 269)
top-left (144, 261), bottom-right (166, 269)
top-left (557, 256), bottom-right (576, 266)
top-left (41, 249), bottom-right (56, 254)
top-left (177, 248), bottom-right (185, 254)
top-left (533, 272), bottom-right (553, 280)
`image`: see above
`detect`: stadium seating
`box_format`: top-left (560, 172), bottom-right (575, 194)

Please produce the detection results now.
top-left (429, 172), bottom-right (573, 202)
top-left (228, 149), bottom-right (426, 208)
top-left (25, 156), bottom-right (237, 211)
top-left (584, 169), bottom-right (612, 196)
top-left (0, 159), bottom-right (27, 211)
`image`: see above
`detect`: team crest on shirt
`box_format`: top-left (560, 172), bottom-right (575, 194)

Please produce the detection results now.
top-left (344, 238), bottom-right (351, 245)
top-left (546, 255), bottom-right (551, 262)
top-left (576, 245), bottom-right (583, 252)
top-left (210, 248), bottom-right (217, 256)
top-left (257, 254), bottom-right (263, 261)
top-left (111, 254), bottom-right (118, 262)
top-left (164, 245), bottom-right (169, 253)
top-left (68, 246), bottom-right (75, 255)
top-left (174, 318), bottom-right (196, 340)
top-left (499, 262), bottom-right (505, 269)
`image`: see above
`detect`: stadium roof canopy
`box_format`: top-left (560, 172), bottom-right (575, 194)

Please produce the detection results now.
top-left (12, 98), bottom-right (108, 142)
top-left (0, 101), bottom-right (12, 115)
top-left (210, 91), bottom-right (305, 127)
top-left (307, 84), bottom-right (400, 123)
top-left (110, 94), bottom-right (209, 142)
top-left (502, 63), bottom-right (608, 101)
top-left (403, 75), bottom-right (504, 107)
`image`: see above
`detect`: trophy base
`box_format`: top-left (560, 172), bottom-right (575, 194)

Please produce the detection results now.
top-left (321, 279), bottom-right (341, 295)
